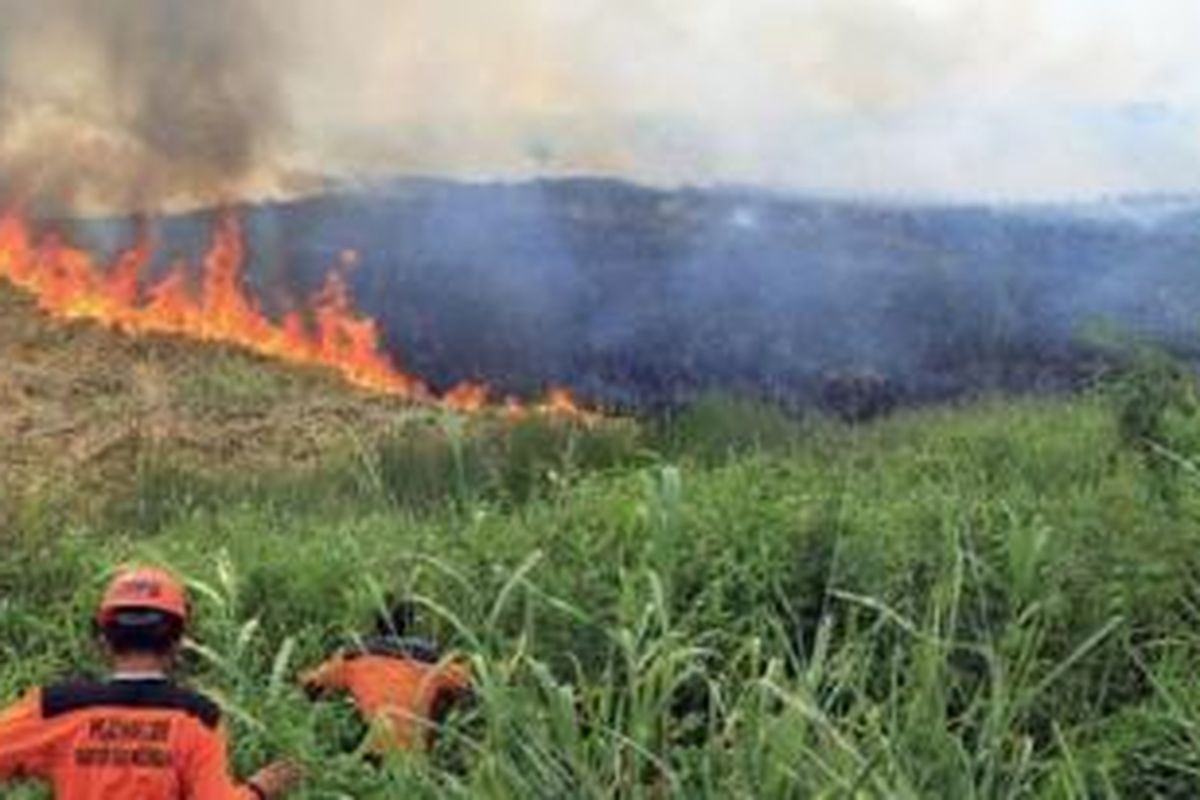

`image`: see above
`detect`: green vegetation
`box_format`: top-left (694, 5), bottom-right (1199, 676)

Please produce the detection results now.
top-left (4, 363), bottom-right (1200, 798)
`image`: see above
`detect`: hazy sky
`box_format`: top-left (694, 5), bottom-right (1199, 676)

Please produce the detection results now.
top-left (1, 0), bottom-right (1194, 206)
top-left (274, 0), bottom-right (1200, 200)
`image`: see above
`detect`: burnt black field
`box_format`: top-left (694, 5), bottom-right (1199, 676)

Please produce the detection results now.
top-left (63, 179), bottom-right (1200, 415)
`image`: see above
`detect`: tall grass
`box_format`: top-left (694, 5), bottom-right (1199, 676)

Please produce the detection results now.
top-left (3, 382), bottom-right (1199, 797)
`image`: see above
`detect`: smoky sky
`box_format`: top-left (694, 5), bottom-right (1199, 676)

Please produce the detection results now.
top-left (2, 0), bottom-right (1199, 207)
top-left (0, 0), bottom-right (289, 212)
top-left (278, 0), bottom-right (1200, 200)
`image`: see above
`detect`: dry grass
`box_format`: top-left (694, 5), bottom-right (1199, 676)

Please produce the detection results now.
top-left (0, 284), bottom-right (422, 511)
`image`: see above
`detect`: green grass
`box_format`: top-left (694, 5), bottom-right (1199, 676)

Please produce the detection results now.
top-left (3, 383), bottom-right (1200, 798)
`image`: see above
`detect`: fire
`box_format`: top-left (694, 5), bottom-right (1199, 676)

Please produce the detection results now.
top-left (0, 209), bottom-right (587, 417)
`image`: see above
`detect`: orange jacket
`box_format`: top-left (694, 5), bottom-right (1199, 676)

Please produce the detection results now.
top-left (0, 679), bottom-right (259, 799)
top-left (303, 644), bottom-right (471, 753)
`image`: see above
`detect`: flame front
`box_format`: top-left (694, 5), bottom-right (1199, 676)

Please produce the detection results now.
top-left (0, 209), bottom-right (584, 416)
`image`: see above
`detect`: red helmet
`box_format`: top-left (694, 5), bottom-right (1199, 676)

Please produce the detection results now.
top-left (97, 566), bottom-right (189, 626)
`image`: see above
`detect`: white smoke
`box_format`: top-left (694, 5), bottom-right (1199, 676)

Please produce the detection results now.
top-left (3, 0), bottom-right (1197, 206)
top-left (277, 0), bottom-right (1200, 199)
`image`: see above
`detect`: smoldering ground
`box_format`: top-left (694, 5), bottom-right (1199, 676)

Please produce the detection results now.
top-left (64, 179), bottom-right (1199, 417)
top-left (314, 182), bottom-right (1200, 414)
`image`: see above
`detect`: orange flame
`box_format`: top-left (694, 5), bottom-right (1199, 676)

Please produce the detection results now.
top-left (0, 209), bottom-right (587, 417)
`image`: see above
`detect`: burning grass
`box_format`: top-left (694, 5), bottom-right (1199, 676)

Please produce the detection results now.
top-left (0, 208), bottom-right (586, 416)
top-left (0, 281), bottom-right (418, 511)
top-left (0, 275), bottom-right (607, 522)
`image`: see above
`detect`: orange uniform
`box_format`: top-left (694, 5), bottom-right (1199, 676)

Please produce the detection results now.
top-left (303, 643), bottom-right (471, 753)
top-left (0, 678), bottom-right (260, 799)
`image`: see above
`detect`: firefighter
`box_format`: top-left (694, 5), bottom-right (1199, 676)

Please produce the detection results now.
top-left (0, 565), bottom-right (303, 799)
top-left (300, 600), bottom-right (473, 757)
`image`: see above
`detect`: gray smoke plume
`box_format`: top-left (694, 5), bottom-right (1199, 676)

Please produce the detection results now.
top-left (0, 0), bottom-right (291, 213)
top-left (3, 1), bottom-right (1196, 207)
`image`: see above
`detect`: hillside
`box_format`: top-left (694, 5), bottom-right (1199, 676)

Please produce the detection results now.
top-left (0, 283), bottom-right (415, 511)
top-left (4, 287), bottom-right (1200, 796)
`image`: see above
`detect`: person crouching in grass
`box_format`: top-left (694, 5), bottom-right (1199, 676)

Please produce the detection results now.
top-left (300, 599), bottom-right (474, 760)
top-left (0, 565), bottom-right (303, 799)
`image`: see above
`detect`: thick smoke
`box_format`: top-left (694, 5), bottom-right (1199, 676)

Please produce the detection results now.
top-left (275, 0), bottom-right (1200, 200)
top-left (0, 0), bottom-right (293, 212)
top-left (85, 179), bottom-right (1190, 417)
top-left (3, 1), bottom-right (1198, 205)
top-left (330, 181), bottom-right (1198, 415)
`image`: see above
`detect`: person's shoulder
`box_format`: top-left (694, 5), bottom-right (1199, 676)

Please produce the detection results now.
top-left (349, 636), bottom-right (442, 664)
top-left (40, 680), bottom-right (222, 729)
